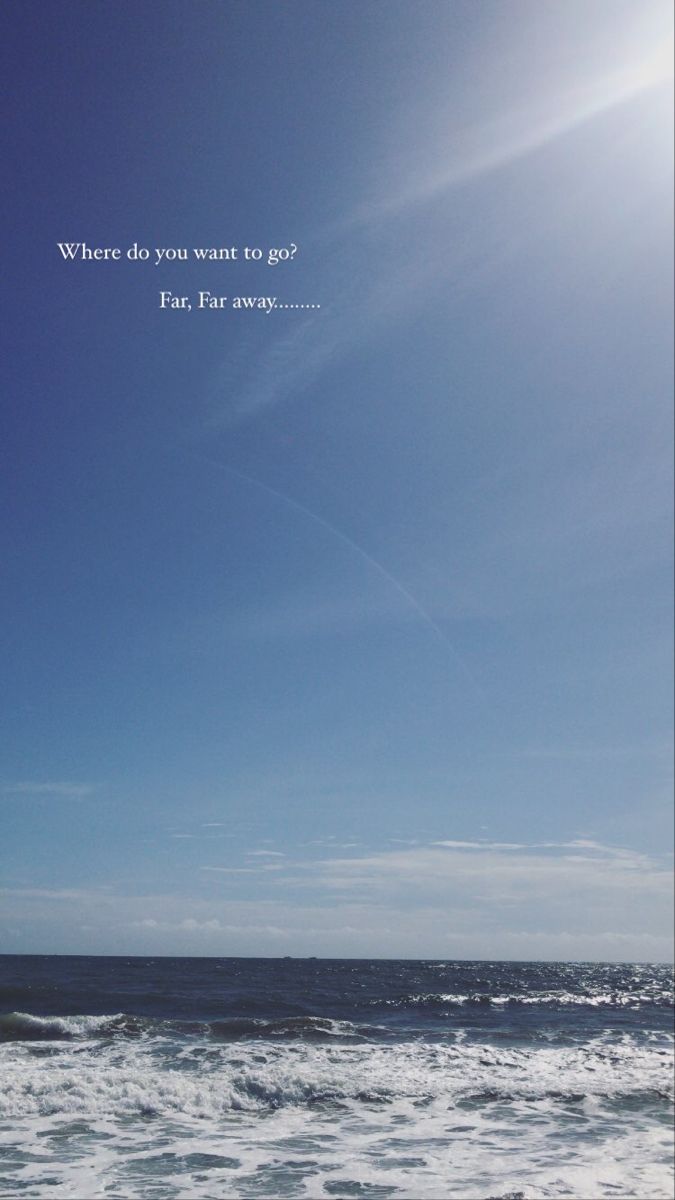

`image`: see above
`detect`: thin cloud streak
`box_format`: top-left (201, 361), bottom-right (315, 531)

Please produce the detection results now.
top-left (1, 781), bottom-right (96, 799)
top-left (201, 462), bottom-right (484, 696)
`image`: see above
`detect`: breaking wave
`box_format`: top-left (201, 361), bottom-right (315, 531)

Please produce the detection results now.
top-left (1, 1027), bottom-right (672, 1120)
top-left (0, 1011), bottom-right (369, 1045)
top-left (0, 960), bottom-right (672, 1198)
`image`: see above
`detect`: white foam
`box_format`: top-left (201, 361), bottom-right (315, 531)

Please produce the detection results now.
top-left (391, 989), bottom-right (674, 1008)
top-left (0, 1032), bottom-right (672, 1198)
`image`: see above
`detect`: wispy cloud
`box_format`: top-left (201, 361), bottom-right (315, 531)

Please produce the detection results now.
top-left (2, 841), bottom-right (671, 960)
top-left (432, 840), bottom-right (528, 851)
top-left (300, 840), bottom-right (673, 911)
top-left (201, 863), bottom-right (285, 875)
top-left (1, 781), bottom-right (95, 799)
top-left (208, 232), bottom-right (459, 428)
top-left (0, 886), bottom-right (101, 900)
top-left (200, 867), bottom-right (258, 875)
top-left (188, 584), bottom-right (412, 646)
top-left (193, 837), bottom-right (672, 941)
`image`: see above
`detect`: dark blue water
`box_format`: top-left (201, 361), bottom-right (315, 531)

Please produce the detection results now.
top-left (0, 957), bottom-right (672, 1198)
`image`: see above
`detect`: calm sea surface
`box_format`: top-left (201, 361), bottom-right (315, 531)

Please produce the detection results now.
top-left (0, 956), bottom-right (672, 1198)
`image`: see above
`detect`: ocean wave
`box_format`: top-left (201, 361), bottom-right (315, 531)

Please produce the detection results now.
top-left (380, 989), bottom-right (674, 1011)
top-left (207, 1015), bottom-right (368, 1041)
top-left (1, 960), bottom-right (671, 1199)
top-left (0, 1030), bottom-right (671, 1120)
top-left (0, 1012), bottom-right (157, 1043)
top-left (0, 1010), bottom-right (370, 1045)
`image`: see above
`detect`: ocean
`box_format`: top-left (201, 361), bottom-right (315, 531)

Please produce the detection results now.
top-left (0, 956), bottom-right (672, 1199)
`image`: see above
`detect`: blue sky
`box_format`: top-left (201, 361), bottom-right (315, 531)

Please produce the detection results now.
top-left (1, 0), bottom-right (673, 959)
